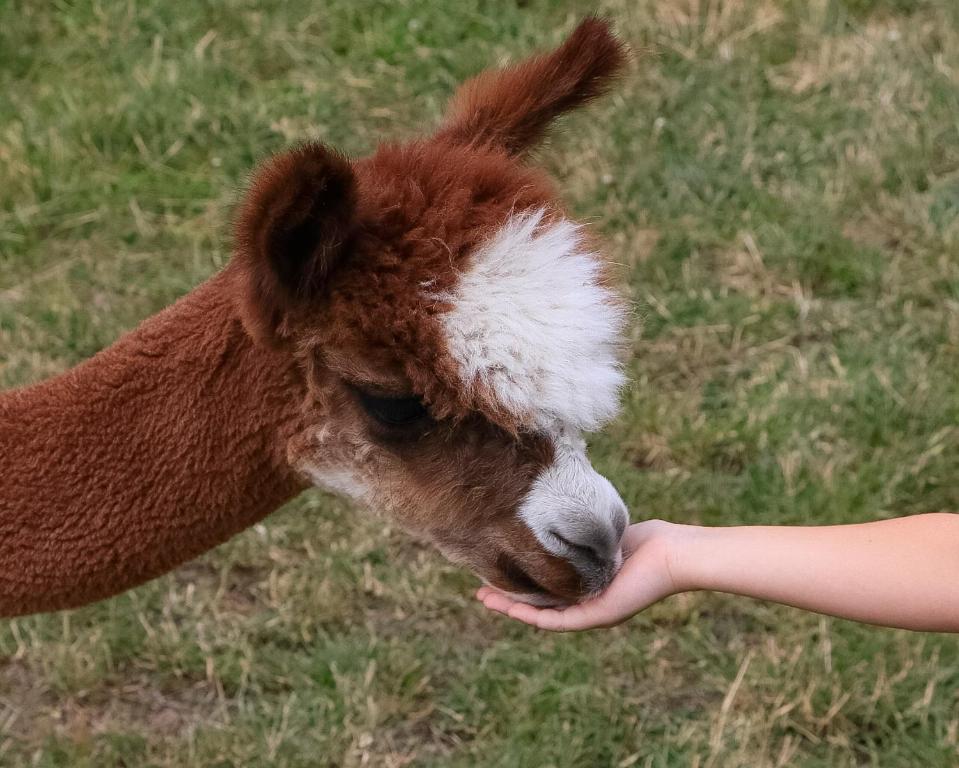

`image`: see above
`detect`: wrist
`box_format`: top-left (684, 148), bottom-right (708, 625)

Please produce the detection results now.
top-left (652, 521), bottom-right (707, 594)
top-left (673, 525), bottom-right (750, 595)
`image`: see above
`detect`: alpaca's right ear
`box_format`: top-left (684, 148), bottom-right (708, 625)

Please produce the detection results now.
top-left (436, 18), bottom-right (627, 156)
top-left (232, 142), bottom-right (356, 345)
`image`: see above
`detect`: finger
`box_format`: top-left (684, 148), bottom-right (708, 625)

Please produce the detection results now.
top-left (478, 593), bottom-right (570, 630)
top-left (509, 603), bottom-right (603, 632)
top-left (557, 604), bottom-right (615, 631)
top-left (528, 599), bottom-right (620, 632)
top-left (505, 603), bottom-right (565, 630)
top-left (479, 590), bottom-right (518, 615)
top-left (475, 586), bottom-right (494, 601)
top-left (479, 591), bottom-right (623, 631)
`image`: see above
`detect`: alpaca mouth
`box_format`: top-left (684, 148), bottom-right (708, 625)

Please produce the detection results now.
top-left (483, 575), bottom-right (572, 608)
top-left (506, 590), bottom-right (571, 609)
top-left (493, 545), bottom-right (623, 607)
top-left (578, 544), bottom-right (625, 597)
top-left (497, 570), bottom-right (620, 608)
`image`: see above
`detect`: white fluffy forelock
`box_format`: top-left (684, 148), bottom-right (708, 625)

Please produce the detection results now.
top-left (433, 209), bottom-right (626, 431)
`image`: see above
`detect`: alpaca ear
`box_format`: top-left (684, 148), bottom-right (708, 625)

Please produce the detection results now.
top-left (233, 142), bottom-right (356, 344)
top-left (436, 17), bottom-right (627, 156)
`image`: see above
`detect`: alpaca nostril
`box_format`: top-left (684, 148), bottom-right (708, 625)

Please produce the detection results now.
top-left (520, 456), bottom-right (629, 595)
top-left (548, 529), bottom-right (605, 567)
top-left (542, 494), bottom-right (629, 596)
top-left (547, 523), bottom-right (622, 572)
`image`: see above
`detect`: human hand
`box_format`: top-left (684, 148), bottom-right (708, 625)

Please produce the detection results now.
top-left (476, 519), bottom-right (688, 631)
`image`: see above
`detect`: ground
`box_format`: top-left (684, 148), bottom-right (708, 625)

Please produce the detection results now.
top-left (1, 0), bottom-right (958, 765)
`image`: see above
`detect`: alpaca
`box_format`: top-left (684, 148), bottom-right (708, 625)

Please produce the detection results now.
top-left (0, 19), bottom-right (631, 617)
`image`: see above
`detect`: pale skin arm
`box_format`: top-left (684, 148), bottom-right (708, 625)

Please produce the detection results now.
top-left (477, 513), bottom-right (959, 633)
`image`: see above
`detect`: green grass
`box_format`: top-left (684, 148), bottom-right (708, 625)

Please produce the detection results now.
top-left (2, 0), bottom-right (958, 765)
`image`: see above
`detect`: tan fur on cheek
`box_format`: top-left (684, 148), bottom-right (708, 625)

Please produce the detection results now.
top-left (286, 413), bottom-right (381, 506)
top-left (304, 377), bottom-right (590, 600)
top-left (285, 393), bottom-right (432, 536)
top-left (288, 429), bottom-right (372, 504)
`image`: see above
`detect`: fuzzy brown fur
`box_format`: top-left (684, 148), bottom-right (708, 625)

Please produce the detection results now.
top-left (0, 274), bottom-right (306, 615)
top-left (0, 18), bottom-right (626, 616)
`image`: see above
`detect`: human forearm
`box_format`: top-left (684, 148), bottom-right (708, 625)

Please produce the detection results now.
top-left (673, 513), bottom-right (959, 632)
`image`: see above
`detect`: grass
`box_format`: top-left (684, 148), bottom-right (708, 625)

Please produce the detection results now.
top-left (2, 0), bottom-right (958, 764)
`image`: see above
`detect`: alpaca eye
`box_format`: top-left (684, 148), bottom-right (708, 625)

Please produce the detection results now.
top-left (355, 390), bottom-right (430, 427)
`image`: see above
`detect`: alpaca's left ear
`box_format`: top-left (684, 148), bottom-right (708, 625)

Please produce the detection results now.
top-left (436, 17), bottom-right (627, 156)
top-left (232, 142), bottom-right (356, 344)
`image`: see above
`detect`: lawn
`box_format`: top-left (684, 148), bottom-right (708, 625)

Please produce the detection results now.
top-left (2, 0), bottom-right (958, 765)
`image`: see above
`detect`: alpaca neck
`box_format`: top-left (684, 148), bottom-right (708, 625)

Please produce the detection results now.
top-left (0, 270), bottom-right (308, 616)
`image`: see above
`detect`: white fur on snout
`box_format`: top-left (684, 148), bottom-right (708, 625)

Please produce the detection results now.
top-left (519, 433), bottom-right (628, 561)
top-left (432, 209), bottom-right (626, 431)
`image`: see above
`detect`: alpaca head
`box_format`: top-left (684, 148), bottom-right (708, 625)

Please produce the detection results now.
top-left (231, 19), bottom-right (631, 605)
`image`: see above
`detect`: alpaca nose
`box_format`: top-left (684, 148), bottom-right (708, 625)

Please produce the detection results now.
top-left (518, 439), bottom-right (630, 597)
top-left (547, 494), bottom-right (628, 592)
